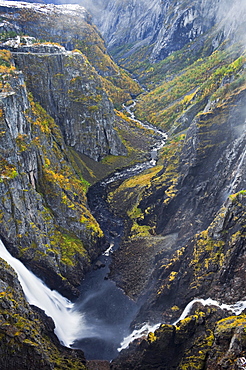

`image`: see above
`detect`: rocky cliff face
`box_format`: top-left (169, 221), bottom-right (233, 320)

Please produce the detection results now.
top-left (1, 0), bottom-right (246, 369)
top-left (110, 194), bottom-right (246, 369)
top-left (0, 1), bottom-right (141, 106)
top-left (85, 0), bottom-right (219, 62)
top-left (86, 0), bottom-right (246, 70)
top-left (0, 49), bottom-right (106, 298)
top-left (0, 2), bottom-right (129, 161)
top-left (13, 43), bottom-right (125, 161)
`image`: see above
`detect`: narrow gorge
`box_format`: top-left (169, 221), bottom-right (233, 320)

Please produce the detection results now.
top-left (0, 0), bottom-right (246, 369)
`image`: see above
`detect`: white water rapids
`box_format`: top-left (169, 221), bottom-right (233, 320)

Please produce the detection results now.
top-left (0, 239), bottom-right (83, 347)
top-left (101, 102), bottom-right (167, 187)
top-left (123, 101), bottom-right (168, 165)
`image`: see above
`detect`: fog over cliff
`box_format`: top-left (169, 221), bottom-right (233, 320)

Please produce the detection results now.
top-left (217, 0), bottom-right (246, 40)
top-left (71, 0), bottom-right (246, 63)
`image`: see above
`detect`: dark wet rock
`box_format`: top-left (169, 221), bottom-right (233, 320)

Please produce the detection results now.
top-left (87, 360), bottom-right (110, 370)
top-left (94, 260), bottom-right (105, 269)
top-left (135, 192), bottom-right (246, 325)
top-left (111, 303), bottom-right (230, 370)
top-left (109, 230), bottom-right (118, 237)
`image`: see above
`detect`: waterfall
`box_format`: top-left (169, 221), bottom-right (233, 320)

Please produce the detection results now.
top-left (227, 147), bottom-right (246, 195)
top-left (118, 297), bottom-right (246, 352)
top-left (172, 297), bottom-right (246, 325)
top-left (0, 239), bottom-right (83, 347)
top-left (118, 322), bottom-right (161, 351)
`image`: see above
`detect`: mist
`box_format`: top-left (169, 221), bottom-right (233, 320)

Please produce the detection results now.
top-left (216, 0), bottom-right (246, 43)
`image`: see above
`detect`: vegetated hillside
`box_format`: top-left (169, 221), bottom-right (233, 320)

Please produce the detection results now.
top-left (0, 0), bottom-right (153, 294)
top-left (0, 0), bottom-right (246, 369)
top-left (108, 41), bottom-right (246, 298)
top-left (0, 48), bottom-right (107, 298)
top-left (0, 47), bottom-right (98, 369)
top-left (100, 1), bottom-right (246, 368)
top-left (0, 1), bottom-right (141, 108)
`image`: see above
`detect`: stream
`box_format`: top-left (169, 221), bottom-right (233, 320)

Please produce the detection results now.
top-left (71, 102), bottom-right (167, 360)
top-left (0, 102), bottom-right (167, 361)
top-left (1, 102), bottom-right (246, 362)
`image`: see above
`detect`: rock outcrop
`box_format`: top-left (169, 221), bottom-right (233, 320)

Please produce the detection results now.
top-left (136, 192), bottom-right (246, 322)
top-left (110, 193), bottom-right (246, 369)
top-left (111, 302), bottom-right (246, 370)
top-left (84, 0), bottom-right (246, 70)
top-left (84, 0), bottom-right (218, 62)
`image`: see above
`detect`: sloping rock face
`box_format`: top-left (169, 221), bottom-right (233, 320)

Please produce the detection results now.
top-left (0, 258), bottom-right (88, 370)
top-left (86, 0), bottom-right (246, 66)
top-left (138, 193), bottom-right (246, 322)
top-left (141, 88), bottom-right (246, 244)
top-left (85, 0), bottom-right (218, 62)
top-left (0, 50), bottom-right (105, 298)
top-left (0, 2), bottom-right (113, 76)
top-left (111, 194), bottom-right (246, 369)
top-left (13, 43), bottom-right (126, 161)
top-left (0, 1), bottom-right (141, 107)
top-left (107, 74), bottom-right (246, 305)
top-left (0, 1), bottom-right (127, 161)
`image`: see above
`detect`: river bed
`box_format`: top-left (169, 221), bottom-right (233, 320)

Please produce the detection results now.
top-left (71, 103), bottom-right (167, 360)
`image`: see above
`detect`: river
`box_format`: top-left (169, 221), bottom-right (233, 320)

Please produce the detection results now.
top-left (0, 103), bottom-right (167, 361)
top-left (1, 102), bottom-right (246, 362)
top-left (71, 102), bottom-right (167, 360)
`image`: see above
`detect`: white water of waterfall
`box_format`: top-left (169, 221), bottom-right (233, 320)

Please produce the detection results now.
top-left (0, 239), bottom-right (83, 347)
top-left (118, 322), bottom-right (161, 351)
top-left (172, 298), bottom-right (246, 325)
top-left (227, 147), bottom-right (246, 195)
top-left (118, 297), bottom-right (246, 352)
